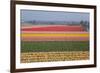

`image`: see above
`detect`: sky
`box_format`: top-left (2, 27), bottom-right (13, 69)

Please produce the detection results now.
top-left (21, 10), bottom-right (90, 23)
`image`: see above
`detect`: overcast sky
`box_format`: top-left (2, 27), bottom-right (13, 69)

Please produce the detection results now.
top-left (21, 10), bottom-right (90, 23)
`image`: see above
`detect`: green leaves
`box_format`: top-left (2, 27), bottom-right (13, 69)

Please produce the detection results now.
top-left (21, 41), bottom-right (89, 52)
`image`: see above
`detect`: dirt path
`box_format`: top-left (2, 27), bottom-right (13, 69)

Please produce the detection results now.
top-left (21, 51), bottom-right (89, 63)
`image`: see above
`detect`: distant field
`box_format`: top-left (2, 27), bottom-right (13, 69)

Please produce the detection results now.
top-left (21, 41), bottom-right (89, 52)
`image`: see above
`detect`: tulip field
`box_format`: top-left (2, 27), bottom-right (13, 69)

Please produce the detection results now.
top-left (21, 25), bottom-right (89, 63)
